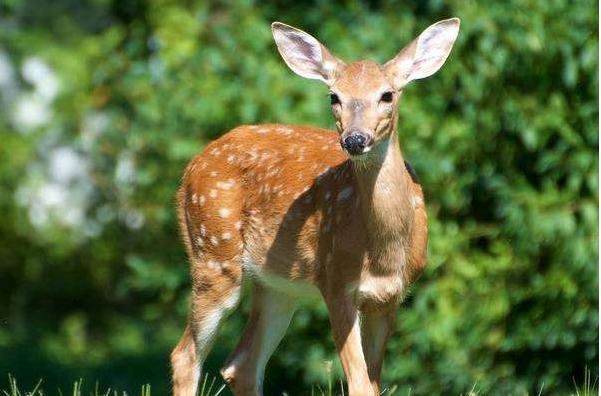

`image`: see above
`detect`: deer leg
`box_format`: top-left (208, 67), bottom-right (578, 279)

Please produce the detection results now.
top-left (361, 308), bottom-right (396, 395)
top-left (171, 325), bottom-right (199, 396)
top-left (324, 293), bottom-right (375, 396)
top-left (171, 258), bottom-right (242, 396)
top-left (221, 284), bottom-right (296, 396)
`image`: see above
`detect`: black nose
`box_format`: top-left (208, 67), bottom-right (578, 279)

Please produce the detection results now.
top-left (341, 133), bottom-right (372, 155)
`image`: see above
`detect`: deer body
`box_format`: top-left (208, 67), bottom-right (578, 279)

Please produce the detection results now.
top-left (180, 123), bottom-right (425, 304)
top-left (171, 19), bottom-right (459, 396)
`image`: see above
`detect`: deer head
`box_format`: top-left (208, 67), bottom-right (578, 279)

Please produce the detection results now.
top-left (272, 18), bottom-right (460, 161)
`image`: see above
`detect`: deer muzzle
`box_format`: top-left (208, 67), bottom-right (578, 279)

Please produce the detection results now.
top-left (340, 130), bottom-right (374, 156)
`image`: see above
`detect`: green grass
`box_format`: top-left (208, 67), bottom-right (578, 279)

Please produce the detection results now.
top-left (572, 367), bottom-right (598, 396)
top-left (2, 376), bottom-right (153, 396)
top-left (2, 368), bottom-right (597, 396)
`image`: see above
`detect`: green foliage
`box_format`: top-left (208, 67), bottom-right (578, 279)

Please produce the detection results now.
top-left (0, 0), bottom-right (597, 395)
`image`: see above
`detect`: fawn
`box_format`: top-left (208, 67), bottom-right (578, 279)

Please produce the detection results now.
top-left (171, 18), bottom-right (460, 396)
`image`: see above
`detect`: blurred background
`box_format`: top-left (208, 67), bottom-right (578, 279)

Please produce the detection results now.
top-left (0, 0), bottom-right (598, 395)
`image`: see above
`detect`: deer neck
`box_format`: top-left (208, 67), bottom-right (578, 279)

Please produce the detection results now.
top-left (351, 129), bottom-right (414, 269)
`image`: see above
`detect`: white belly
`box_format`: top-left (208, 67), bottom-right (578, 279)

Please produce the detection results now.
top-left (242, 253), bottom-right (320, 298)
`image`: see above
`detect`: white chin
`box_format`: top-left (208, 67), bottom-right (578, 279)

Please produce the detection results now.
top-left (349, 146), bottom-right (373, 158)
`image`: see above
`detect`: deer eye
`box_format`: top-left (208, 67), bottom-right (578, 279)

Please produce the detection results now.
top-left (380, 91), bottom-right (393, 103)
top-left (330, 93), bottom-right (340, 105)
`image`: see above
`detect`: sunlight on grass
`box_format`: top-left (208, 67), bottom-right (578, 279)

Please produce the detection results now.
top-left (292, 361), bottom-right (400, 396)
top-left (2, 367), bottom-right (598, 396)
top-left (197, 374), bottom-right (226, 396)
top-left (1, 374), bottom-right (228, 396)
top-left (571, 367), bottom-right (598, 396)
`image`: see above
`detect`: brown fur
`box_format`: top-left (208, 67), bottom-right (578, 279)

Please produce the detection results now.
top-left (179, 122), bottom-right (426, 297)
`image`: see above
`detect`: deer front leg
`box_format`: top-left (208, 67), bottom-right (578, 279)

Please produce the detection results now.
top-left (324, 293), bottom-right (375, 396)
top-left (361, 308), bottom-right (396, 395)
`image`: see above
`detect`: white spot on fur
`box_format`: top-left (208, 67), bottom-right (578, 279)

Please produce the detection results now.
top-left (200, 225), bottom-right (207, 236)
top-left (276, 126), bottom-right (293, 134)
top-left (217, 181), bottom-right (233, 190)
top-left (219, 208), bottom-right (231, 218)
top-left (210, 236), bottom-right (219, 246)
top-left (209, 190), bottom-right (217, 198)
top-left (222, 232), bottom-right (231, 240)
top-left (412, 195), bottom-right (424, 208)
top-left (210, 171), bottom-right (218, 177)
top-left (199, 195), bottom-right (206, 205)
top-left (207, 260), bottom-right (219, 269)
top-left (234, 221), bottom-right (242, 230)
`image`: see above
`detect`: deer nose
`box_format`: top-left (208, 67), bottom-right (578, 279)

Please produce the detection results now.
top-left (341, 131), bottom-right (373, 155)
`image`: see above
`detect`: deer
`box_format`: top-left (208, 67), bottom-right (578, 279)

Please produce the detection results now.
top-left (170, 17), bottom-right (460, 396)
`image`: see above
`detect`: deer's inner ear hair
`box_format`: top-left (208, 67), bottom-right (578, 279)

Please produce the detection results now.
top-left (330, 93), bottom-right (340, 105)
top-left (380, 91), bottom-right (393, 103)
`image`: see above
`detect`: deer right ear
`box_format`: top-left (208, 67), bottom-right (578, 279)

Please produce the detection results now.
top-left (272, 22), bottom-right (344, 85)
top-left (385, 18), bottom-right (460, 89)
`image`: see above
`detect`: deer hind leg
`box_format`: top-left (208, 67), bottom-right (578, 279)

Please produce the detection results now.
top-left (221, 284), bottom-right (296, 396)
top-left (171, 255), bottom-right (243, 396)
top-left (171, 325), bottom-right (199, 396)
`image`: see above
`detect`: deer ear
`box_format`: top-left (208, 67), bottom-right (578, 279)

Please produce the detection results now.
top-left (385, 18), bottom-right (460, 89)
top-left (272, 22), bottom-right (344, 85)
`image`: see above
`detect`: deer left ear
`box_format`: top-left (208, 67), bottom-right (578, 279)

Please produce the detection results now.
top-left (385, 18), bottom-right (460, 89)
top-left (272, 22), bottom-right (344, 85)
